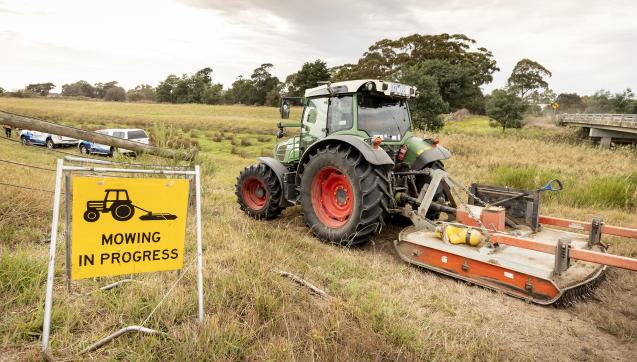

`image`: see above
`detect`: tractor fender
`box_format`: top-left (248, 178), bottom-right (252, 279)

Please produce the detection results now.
top-left (412, 145), bottom-right (452, 170)
top-left (257, 157), bottom-right (292, 207)
top-left (296, 135), bottom-right (394, 183)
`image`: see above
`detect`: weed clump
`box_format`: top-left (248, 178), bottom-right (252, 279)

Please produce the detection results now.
top-left (240, 138), bottom-right (252, 146)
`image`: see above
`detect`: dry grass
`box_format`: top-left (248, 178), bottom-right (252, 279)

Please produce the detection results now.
top-left (0, 99), bottom-right (636, 360)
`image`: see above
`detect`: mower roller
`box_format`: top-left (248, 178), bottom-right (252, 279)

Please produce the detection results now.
top-left (234, 79), bottom-right (637, 305)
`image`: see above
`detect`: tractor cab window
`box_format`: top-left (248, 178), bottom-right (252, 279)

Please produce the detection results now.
top-left (328, 95), bottom-right (353, 133)
top-left (357, 93), bottom-right (411, 141)
top-left (301, 97), bottom-right (328, 149)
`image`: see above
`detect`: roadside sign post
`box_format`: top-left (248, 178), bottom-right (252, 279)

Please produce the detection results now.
top-left (41, 158), bottom-right (204, 354)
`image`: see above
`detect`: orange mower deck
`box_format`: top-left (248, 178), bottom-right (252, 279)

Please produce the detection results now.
top-left (396, 226), bottom-right (606, 304)
top-left (396, 170), bottom-right (637, 305)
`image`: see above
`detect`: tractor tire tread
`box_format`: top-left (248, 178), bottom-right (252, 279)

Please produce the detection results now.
top-left (301, 144), bottom-right (390, 246)
top-left (235, 163), bottom-right (284, 220)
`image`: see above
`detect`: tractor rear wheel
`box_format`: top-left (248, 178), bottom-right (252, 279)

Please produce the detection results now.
top-left (301, 144), bottom-right (390, 246)
top-left (111, 203), bottom-right (135, 221)
top-left (236, 163), bottom-right (284, 220)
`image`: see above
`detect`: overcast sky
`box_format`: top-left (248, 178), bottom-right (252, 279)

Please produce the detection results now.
top-left (1, 0), bottom-right (635, 95)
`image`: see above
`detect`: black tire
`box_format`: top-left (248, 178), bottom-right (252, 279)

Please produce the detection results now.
top-left (111, 203), bottom-right (135, 221)
top-left (235, 163), bottom-right (284, 220)
top-left (46, 139), bottom-right (54, 149)
top-left (21, 136), bottom-right (30, 146)
top-left (83, 209), bottom-right (100, 222)
top-left (300, 144), bottom-right (390, 246)
top-left (80, 145), bottom-right (90, 155)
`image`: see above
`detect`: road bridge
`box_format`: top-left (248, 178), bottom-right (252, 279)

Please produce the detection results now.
top-left (560, 113), bottom-right (637, 149)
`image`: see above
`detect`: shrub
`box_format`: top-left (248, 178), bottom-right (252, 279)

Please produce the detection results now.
top-left (485, 165), bottom-right (556, 191)
top-left (240, 138), bottom-right (252, 146)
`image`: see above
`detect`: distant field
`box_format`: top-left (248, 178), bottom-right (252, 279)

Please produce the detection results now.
top-left (1, 98), bottom-right (636, 360)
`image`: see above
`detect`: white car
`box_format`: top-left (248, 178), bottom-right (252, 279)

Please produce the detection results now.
top-left (19, 129), bottom-right (79, 149)
top-left (78, 128), bottom-right (150, 157)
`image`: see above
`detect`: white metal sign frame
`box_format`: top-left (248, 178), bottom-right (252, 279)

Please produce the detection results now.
top-left (41, 158), bottom-right (204, 354)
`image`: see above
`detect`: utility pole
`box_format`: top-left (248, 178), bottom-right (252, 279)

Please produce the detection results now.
top-left (0, 110), bottom-right (195, 161)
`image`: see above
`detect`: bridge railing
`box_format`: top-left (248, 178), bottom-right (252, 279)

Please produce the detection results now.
top-left (560, 113), bottom-right (637, 129)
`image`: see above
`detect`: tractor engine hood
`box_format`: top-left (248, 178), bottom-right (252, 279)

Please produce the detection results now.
top-left (401, 136), bottom-right (452, 169)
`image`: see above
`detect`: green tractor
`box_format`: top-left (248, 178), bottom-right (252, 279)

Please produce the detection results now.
top-left (236, 79), bottom-right (451, 245)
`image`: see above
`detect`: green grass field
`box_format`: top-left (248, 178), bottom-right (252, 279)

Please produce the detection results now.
top-left (1, 98), bottom-right (636, 360)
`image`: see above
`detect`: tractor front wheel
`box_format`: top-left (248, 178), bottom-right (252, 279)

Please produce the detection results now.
top-left (83, 209), bottom-right (100, 222)
top-left (301, 144), bottom-right (390, 246)
top-left (236, 163), bottom-right (284, 220)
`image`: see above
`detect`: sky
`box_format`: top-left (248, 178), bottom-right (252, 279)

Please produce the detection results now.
top-left (1, 0), bottom-right (635, 95)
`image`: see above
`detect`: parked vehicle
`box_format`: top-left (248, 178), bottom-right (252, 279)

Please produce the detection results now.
top-left (19, 130), bottom-right (79, 149)
top-left (78, 128), bottom-right (149, 157)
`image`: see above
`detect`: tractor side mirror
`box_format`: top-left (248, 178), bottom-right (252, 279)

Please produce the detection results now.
top-left (280, 100), bottom-right (290, 119)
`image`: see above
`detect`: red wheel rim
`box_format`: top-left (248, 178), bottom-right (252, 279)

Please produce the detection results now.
top-left (311, 166), bottom-right (354, 228)
top-left (242, 177), bottom-right (268, 211)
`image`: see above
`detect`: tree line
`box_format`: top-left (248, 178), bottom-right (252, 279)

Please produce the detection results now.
top-left (1, 32), bottom-right (635, 131)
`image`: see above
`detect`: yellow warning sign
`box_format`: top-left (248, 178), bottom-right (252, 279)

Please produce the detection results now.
top-left (71, 176), bottom-right (190, 279)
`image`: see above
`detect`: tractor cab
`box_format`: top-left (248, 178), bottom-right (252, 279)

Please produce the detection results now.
top-left (275, 80), bottom-right (420, 164)
top-left (103, 189), bottom-right (130, 206)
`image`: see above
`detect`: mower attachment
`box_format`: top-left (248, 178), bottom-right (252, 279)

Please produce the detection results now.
top-left (396, 169), bottom-right (637, 305)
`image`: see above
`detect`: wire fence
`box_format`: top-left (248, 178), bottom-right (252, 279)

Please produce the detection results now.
top-left (0, 181), bottom-right (55, 193)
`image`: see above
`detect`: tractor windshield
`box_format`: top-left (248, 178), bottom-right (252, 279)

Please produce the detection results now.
top-left (357, 93), bottom-right (411, 140)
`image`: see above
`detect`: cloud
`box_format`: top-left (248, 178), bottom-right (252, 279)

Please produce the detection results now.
top-left (0, 0), bottom-right (635, 94)
top-left (179, 0), bottom-right (637, 94)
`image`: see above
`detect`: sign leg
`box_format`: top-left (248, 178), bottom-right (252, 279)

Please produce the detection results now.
top-left (195, 166), bottom-right (204, 323)
top-left (42, 159), bottom-right (64, 352)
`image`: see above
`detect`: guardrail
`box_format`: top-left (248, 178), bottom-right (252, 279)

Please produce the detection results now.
top-left (560, 113), bottom-right (637, 129)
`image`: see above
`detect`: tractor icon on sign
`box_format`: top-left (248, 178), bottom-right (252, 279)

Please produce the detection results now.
top-left (83, 189), bottom-right (177, 222)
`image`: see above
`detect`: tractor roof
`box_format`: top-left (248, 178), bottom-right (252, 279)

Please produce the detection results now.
top-left (304, 79), bottom-right (417, 98)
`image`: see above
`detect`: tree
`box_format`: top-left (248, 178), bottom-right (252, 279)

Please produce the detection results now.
top-left (331, 33), bottom-right (498, 86)
top-left (25, 82), bottom-right (55, 96)
top-left (104, 86), bottom-right (126, 101)
top-left (556, 93), bottom-right (585, 113)
top-left (156, 75), bottom-right (179, 103)
top-left (285, 59), bottom-right (331, 96)
top-left (400, 64), bottom-right (449, 131)
top-left (584, 90), bottom-right (615, 113)
top-left (225, 76), bottom-right (256, 104)
top-left (94, 81), bottom-right (120, 99)
top-left (402, 59), bottom-right (485, 113)
top-left (251, 63), bottom-right (280, 105)
top-left (486, 89), bottom-right (527, 132)
top-left (155, 68), bottom-right (223, 104)
top-left (127, 84), bottom-right (156, 102)
top-left (507, 59), bottom-right (552, 99)
top-left (330, 34), bottom-right (496, 116)
top-left (61, 80), bottom-right (96, 97)
top-left (0, 86), bottom-right (5, 95)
